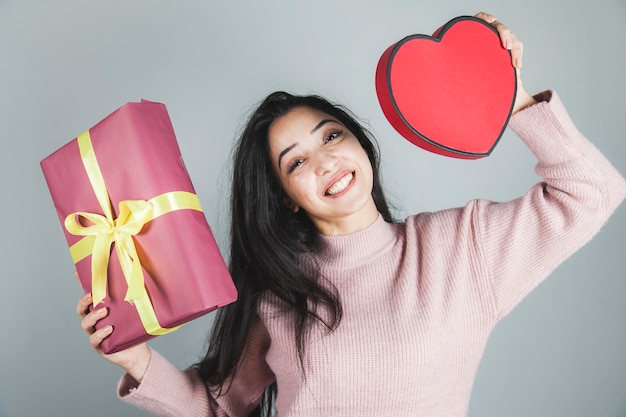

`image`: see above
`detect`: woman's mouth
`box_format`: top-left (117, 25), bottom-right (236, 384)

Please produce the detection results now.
top-left (325, 172), bottom-right (354, 196)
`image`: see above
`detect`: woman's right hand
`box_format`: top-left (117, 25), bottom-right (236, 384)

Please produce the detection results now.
top-left (77, 292), bottom-right (152, 382)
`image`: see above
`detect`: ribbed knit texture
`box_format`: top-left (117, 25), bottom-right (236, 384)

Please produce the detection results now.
top-left (118, 91), bottom-right (626, 416)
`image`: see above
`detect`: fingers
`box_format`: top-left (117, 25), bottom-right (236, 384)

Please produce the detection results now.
top-left (474, 11), bottom-right (497, 24)
top-left (78, 299), bottom-right (113, 352)
top-left (89, 323), bottom-right (113, 351)
top-left (504, 31), bottom-right (523, 68)
top-left (80, 303), bottom-right (107, 331)
top-left (77, 289), bottom-right (115, 356)
top-left (76, 293), bottom-right (92, 318)
top-left (474, 12), bottom-right (524, 68)
top-left (510, 34), bottom-right (524, 69)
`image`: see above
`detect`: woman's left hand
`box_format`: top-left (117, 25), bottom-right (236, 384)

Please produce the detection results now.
top-left (474, 12), bottom-right (536, 114)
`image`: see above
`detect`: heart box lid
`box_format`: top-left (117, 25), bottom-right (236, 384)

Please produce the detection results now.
top-left (375, 15), bottom-right (517, 159)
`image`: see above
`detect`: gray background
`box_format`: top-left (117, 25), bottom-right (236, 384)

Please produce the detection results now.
top-left (1, 0), bottom-right (624, 416)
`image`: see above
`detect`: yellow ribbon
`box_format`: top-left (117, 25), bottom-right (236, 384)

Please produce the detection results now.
top-left (64, 130), bottom-right (203, 335)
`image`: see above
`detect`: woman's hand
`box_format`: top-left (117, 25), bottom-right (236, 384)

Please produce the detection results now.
top-left (77, 292), bottom-right (152, 382)
top-left (474, 12), bottom-right (536, 114)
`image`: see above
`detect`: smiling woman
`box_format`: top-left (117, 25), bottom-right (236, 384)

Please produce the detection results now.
top-left (268, 105), bottom-right (379, 235)
top-left (193, 90), bottom-right (396, 415)
top-left (73, 13), bottom-right (626, 417)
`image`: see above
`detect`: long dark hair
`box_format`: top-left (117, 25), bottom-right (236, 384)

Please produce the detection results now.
top-left (194, 91), bottom-right (394, 416)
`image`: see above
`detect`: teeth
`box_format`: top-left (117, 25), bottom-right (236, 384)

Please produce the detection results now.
top-left (327, 172), bottom-right (353, 195)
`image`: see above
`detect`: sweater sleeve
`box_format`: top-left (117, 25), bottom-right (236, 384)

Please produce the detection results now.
top-left (117, 317), bottom-right (275, 416)
top-left (473, 90), bottom-right (626, 319)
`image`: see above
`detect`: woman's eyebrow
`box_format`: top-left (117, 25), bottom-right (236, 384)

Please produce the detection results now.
top-left (311, 118), bottom-right (336, 134)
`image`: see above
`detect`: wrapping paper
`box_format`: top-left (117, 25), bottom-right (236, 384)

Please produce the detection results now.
top-left (41, 100), bottom-right (237, 353)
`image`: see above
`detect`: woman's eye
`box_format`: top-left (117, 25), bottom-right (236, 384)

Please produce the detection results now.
top-left (325, 130), bottom-right (342, 143)
top-left (288, 159), bottom-right (304, 173)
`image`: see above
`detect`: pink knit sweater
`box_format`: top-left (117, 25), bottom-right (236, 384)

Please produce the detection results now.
top-left (118, 91), bottom-right (626, 416)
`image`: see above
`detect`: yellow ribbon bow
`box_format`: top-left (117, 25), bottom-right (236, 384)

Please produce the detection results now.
top-left (64, 129), bottom-right (202, 335)
top-left (65, 198), bottom-right (153, 306)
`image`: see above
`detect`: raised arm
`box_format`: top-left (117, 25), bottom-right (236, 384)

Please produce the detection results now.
top-left (477, 90), bottom-right (626, 318)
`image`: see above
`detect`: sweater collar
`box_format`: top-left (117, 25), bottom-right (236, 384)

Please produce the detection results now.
top-left (313, 214), bottom-right (398, 268)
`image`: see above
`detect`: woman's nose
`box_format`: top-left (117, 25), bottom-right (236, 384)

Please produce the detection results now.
top-left (314, 151), bottom-right (339, 175)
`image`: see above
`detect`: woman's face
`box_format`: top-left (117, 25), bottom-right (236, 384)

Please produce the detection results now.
top-left (268, 106), bottom-right (378, 235)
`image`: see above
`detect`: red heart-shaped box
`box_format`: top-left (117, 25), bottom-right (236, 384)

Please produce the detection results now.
top-left (376, 16), bottom-right (517, 159)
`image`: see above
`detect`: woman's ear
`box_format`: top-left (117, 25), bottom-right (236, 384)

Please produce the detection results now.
top-left (283, 197), bottom-right (300, 213)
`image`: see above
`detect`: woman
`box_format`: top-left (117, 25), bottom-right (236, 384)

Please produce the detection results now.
top-left (77, 12), bottom-right (626, 417)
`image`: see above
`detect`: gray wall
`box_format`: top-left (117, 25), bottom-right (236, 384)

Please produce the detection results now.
top-left (1, 1), bottom-right (624, 416)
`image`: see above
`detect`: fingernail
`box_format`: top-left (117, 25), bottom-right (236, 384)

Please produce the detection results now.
top-left (483, 13), bottom-right (496, 22)
top-left (100, 325), bottom-right (113, 334)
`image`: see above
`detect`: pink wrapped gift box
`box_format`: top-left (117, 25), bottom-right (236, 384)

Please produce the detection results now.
top-left (41, 100), bottom-right (237, 354)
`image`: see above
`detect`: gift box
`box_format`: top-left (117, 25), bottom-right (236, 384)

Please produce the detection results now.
top-left (41, 100), bottom-right (238, 354)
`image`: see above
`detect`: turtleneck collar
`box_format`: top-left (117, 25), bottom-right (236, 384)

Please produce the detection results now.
top-left (312, 214), bottom-right (400, 269)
